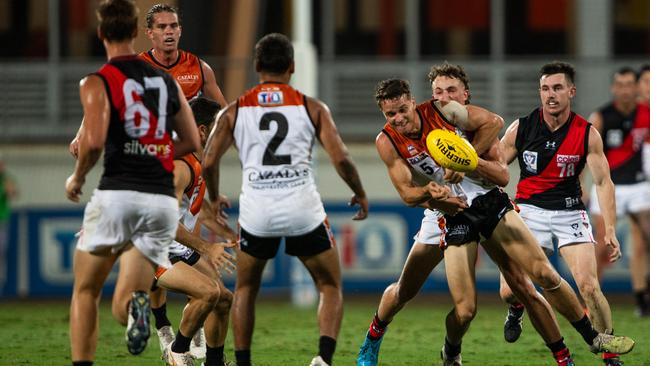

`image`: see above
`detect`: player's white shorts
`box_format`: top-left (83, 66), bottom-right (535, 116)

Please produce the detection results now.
top-left (589, 181), bottom-right (650, 217)
top-left (413, 209), bottom-right (446, 247)
top-left (76, 189), bottom-right (178, 269)
top-left (518, 203), bottom-right (594, 254)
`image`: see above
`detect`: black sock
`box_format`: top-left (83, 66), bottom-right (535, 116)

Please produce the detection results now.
top-left (171, 330), bottom-right (192, 353)
top-left (635, 290), bottom-right (649, 307)
top-left (235, 349), bottom-right (251, 366)
top-left (444, 337), bottom-right (461, 357)
top-left (570, 315), bottom-right (599, 345)
top-left (151, 303), bottom-right (172, 330)
top-left (319, 336), bottom-right (337, 365)
top-left (72, 362), bottom-right (93, 366)
top-left (546, 337), bottom-right (567, 353)
top-left (204, 345), bottom-right (224, 366)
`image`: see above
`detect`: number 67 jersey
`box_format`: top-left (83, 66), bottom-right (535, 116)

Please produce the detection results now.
top-left (95, 55), bottom-right (180, 197)
top-left (233, 83), bottom-right (326, 237)
top-left (515, 107), bottom-right (590, 210)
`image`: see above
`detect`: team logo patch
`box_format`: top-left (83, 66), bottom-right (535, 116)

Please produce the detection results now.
top-left (522, 151), bottom-right (538, 173)
top-left (407, 145), bottom-right (417, 156)
top-left (258, 91), bottom-right (283, 105)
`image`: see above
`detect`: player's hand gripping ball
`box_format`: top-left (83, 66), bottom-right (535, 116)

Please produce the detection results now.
top-left (426, 129), bottom-right (478, 173)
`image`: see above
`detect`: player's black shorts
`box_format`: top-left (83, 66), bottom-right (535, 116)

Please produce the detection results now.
top-left (444, 188), bottom-right (514, 245)
top-left (238, 220), bottom-right (336, 260)
top-left (170, 250), bottom-right (201, 266)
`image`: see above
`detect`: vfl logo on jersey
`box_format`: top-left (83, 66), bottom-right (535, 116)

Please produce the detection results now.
top-left (606, 129), bottom-right (623, 148)
top-left (407, 145), bottom-right (417, 156)
top-left (258, 91), bottom-right (283, 105)
top-left (523, 151), bottom-right (538, 173)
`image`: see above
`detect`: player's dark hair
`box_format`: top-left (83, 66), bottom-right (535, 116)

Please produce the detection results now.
top-left (540, 61), bottom-right (576, 85)
top-left (255, 33), bottom-right (294, 74)
top-left (146, 3), bottom-right (179, 28)
top-left (189, 97), bottom-right (221, 127)
top-left (375, 79), bottom-right (411, 108)
top-left (639, 64), bottom-right (650, 79)
top-left (427, 62), bottom-right (471, 104)
top-left (614, 66), bottom-right (638, 82)
top-left (97, 0), bottom-right (138, 42)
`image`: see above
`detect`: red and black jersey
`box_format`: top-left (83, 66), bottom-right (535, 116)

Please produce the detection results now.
top-left (94, 55), bottom-right (180, 197)
top-left (514, 108), bottom-right (590, 210)
top-left (598, 102), bottom-right (650, 184)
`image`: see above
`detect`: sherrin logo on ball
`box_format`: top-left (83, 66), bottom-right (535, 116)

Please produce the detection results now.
top-left (425, 129), bottom-right (478, 173)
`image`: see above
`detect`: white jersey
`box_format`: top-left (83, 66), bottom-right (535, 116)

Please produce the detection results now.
top-left (233, 83), bottom-right (326, 236)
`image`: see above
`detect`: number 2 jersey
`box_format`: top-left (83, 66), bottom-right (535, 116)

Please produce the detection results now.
top-left (234, 83), bottom-right (326, 236)
top-left (515, 108), bottom-right (589, 210)
top-left (94, 55), bottom-right (180, 197)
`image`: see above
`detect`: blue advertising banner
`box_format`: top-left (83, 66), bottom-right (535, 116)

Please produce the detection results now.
top-left (0, 203), bottom-right (636, 298)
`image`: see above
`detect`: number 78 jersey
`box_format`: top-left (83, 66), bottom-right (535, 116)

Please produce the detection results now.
top-left (515, 107), bottom-right (590, 210)
top-left (233, 83), bottom-right (326, 236)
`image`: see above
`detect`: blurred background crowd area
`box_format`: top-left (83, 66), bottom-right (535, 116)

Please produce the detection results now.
top-left (1, 0), bottom-right (650, 143)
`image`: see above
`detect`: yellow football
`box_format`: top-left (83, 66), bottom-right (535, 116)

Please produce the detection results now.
top-left (425, 129), bottom-right (478, 173)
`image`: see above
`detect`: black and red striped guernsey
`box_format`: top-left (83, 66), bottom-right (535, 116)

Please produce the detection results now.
top-left (93, 55), bottom-right (180, 197)
top-left (597, 102), bottom-right (650, 185)
top-left (514, 108), bottom-right (590, 210)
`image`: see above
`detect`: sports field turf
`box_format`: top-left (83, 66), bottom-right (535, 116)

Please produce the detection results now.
top-left (1, 294), bottom-right (649, 365)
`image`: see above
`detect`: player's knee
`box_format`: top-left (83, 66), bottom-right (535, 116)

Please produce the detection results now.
top-left (530, 262), bottom-right (561, 289)
top-left (577, 278), bottom-right (599, 299)
top-left (455, 304), bottom-right (477, 324)
top-left (391, 282), bottom-right (416, 304)
top-left (203, 285), bottom-right (221, 306)
top-left (215, 288), bottom-right (233, 313)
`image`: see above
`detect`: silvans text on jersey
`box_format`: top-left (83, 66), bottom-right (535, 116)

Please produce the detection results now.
top-left (123, 139), bottom-right (172, 158)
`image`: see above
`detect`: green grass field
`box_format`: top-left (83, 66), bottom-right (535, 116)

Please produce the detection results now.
top-left (1, 294), bottom-right (649, 365)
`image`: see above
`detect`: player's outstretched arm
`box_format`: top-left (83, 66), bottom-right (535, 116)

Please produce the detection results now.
top-left (172, 160), bottom-right (236, 272)
top-left (473, 139), bottom-right (509, 187)
top-left (202, 103), bottom-right (236, 224)
top-left (200, 60), bottom-right (228, 107)
top-left (376, 132), bottom-right (452, 209)
top-left (586, 126), bottom-right (621, 262)
top-left (65, 75), bottom-right (110, 202)
top-left (172, 82), bottom-right (201, 158)
top-left (308, 97), bottom-right (368, 220)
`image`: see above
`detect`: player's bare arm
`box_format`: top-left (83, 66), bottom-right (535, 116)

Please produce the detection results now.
top-left (473, 139), bottom-right (510, 187)
top-left (200, 60), bottom-right (228, 107)
top-left (199, 199), bottom-right (237, 241)
top-left (65, 75), bottom-right (110, 202)
top-left (586, 125), bottom-right (621, 262)
top-left (172, 159), bottom-right (236, 273)
top-left (588, 111), bottom-right (604, 133)
top-left (172, 81), bottom-right (201, 158)
top-left (436, 100), bottom-right (504, 155)
top-left (500, 119), bottom-right (520, 165)
top-left (308, 97), bottom-right (369, 220)
top-left (376, 132), bottom-right (452, 209)
top-left (69, 118), bottom-right (85, 159)
top-left (202, 103), bottom-right (236, 223)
